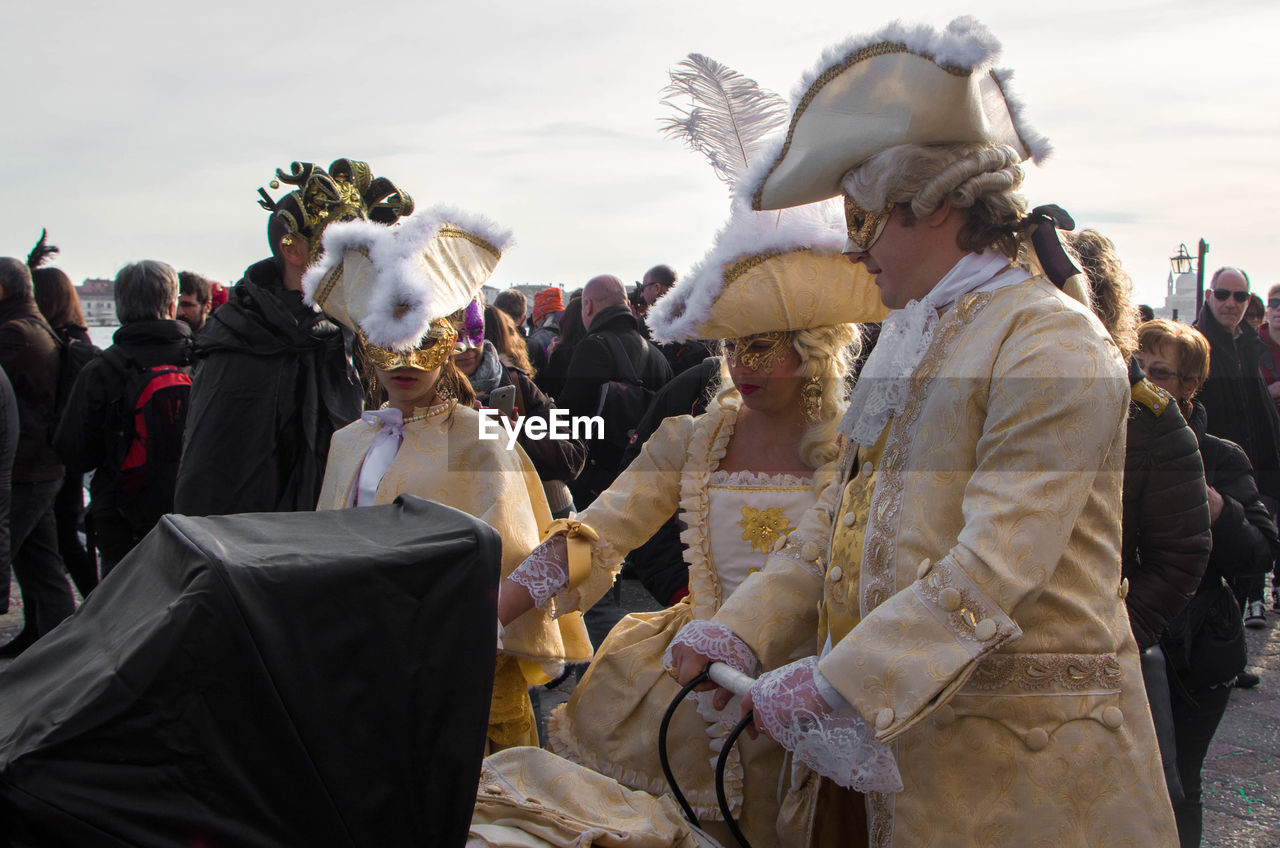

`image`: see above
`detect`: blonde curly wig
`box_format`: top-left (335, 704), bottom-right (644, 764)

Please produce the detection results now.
top-left (714, 322), bottom-right (863, 469)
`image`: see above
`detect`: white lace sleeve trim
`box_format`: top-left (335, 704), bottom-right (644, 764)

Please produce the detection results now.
top-left (509, 534), bottom-right (575, 615)
top-left (663, 619), bottom-right (761, 677)
top-left (750, 656), bottom-right (902, 793)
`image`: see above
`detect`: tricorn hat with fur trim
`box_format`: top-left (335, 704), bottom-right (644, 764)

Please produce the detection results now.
top-left (746, 17), bottom-right (1050, 211)
top-left (301, 207), bottom-right (513, 350)
top-left (647, 203), bottom-right (887, 342)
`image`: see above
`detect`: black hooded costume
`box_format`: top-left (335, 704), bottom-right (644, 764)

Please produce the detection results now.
top-left (173, 259), bottom-right (363, 516)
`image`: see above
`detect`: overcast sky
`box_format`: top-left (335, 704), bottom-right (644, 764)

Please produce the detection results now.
top-left (4, 0), bottom-right (1277, 309)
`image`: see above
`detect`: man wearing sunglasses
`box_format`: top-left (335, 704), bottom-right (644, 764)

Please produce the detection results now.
top-left (1194, 266), bottom-right (1280, 629)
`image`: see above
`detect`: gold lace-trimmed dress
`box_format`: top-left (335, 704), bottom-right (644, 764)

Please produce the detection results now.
top-left (316, 401), bottom-right (592, 753)
top-left (542, 397), bottom-right (836, 847)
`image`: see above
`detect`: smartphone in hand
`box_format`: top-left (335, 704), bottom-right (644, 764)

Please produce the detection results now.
top-left (490, 385), bottom-right (517, 418)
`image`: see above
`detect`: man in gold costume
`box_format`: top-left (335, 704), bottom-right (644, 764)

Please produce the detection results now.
top-left (671, 18), bottom-right (1180, 847)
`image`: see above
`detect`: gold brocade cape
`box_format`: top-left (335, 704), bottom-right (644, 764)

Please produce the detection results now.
top-left (540, 400), bottom-right (839, 847)
top-left (714, 278), bottom-right (1180, 847)
top-left (316, 403), bottom-right (592, 750)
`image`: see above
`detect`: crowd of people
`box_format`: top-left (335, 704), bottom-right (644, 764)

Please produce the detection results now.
top-left (0, 15), bottom-right (1275, 848)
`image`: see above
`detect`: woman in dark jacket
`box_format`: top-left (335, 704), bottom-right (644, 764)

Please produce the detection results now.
top-left (29, 234), bottom-right (100, 596)
top-left (1137, 319), bottom-right (1276, 848)
top-left (536, 296), bottom-right (584, 400)
top-left (452, 300), bottom-right (585, 518)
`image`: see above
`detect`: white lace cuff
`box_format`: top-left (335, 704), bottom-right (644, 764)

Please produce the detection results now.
top-left (750, 656), bottom-right (902, 793)
top-left (663, 620), bottom-right (760, 677)
top-left (509, 534), bottom-right (569, 610)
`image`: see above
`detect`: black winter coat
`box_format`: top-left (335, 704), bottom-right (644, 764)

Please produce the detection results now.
top-left (1194, 305), bottom-right (1280, 499)
top-left (0, 298), bottom-right (63, 483)
top-left (1162, 402), bottom-right (1276, 690)
top-left (54, 320), bottom-right (192, 561)
top-left (174, 259), bottom-right (363, 516)
top-left (556, 305), bottom-right (672, 419)
top-left (55, 320), bottom-right (192, 517)
top-left (1121, 359), bottom-right (1211, 649)
top-left (488, 366), bottom-right (585, 485)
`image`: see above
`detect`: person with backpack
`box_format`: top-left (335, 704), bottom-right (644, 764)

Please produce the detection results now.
top-left (29, 230), bottom-right (102, 597)
top-left (0, 257), bottom-right (72, 657)
top-left (54, 261), bottom-right (192, 577)
top-left (556, 275), bottom-right (671, 510)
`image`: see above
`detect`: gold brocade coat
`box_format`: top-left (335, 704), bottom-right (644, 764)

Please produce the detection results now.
top-left (316, 403), bottom-right (593, 748)
top-left (714, 278), bottom-right (1179, 847)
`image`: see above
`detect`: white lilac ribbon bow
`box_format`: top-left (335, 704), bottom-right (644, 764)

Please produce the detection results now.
top-left (352, 407), bottom-right (408, 507)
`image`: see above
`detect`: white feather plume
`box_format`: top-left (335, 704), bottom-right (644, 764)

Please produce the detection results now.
top-left (660, 53), bottom-right (789, 187)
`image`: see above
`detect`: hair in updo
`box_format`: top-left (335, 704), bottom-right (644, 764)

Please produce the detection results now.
top-left (843, 142), bottom-right (1028, 259)
top-left (715, 322), bottom-right (862, 469)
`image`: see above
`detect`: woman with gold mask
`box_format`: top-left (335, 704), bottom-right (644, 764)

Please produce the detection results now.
top-left (303, 210), bottom-right (591, 754)
top-left (494, 200), bottom-right (883, 846)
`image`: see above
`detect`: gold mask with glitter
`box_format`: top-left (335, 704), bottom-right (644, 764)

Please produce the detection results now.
top-left (360, 319), bottom-right (459, 373)
top-left (843, 195), bottom-right (895, 253)
top-left (726, 331), bottom-right (795, 373)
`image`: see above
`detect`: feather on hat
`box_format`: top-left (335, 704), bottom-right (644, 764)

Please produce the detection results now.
top-left (648, 55), bottom-right (887, 342)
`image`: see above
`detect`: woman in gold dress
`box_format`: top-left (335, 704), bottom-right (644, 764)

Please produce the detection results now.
top-left (303, 209), bottom-right (591, 753)
top-left (496, 202), bottom-right (884, 846)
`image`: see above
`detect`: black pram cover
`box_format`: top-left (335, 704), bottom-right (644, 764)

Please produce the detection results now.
top-left (0, 495), bottom-right (499, 847)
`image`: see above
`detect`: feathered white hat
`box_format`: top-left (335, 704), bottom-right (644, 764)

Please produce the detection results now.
top-left (649, 54), bottom-right (887, 342)
top-left (746, 16), bottom-right (1051, 211)
top-left (302, 206), bottom-right (513, 350)
top-left (648, 203), bottom-right (886, 342)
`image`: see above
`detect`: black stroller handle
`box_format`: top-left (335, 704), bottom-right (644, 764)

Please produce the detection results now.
top-left (659, 663), bottom-right (756, 848)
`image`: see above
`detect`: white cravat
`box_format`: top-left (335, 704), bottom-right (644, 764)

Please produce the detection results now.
top-left (352, 407), bottom-right (407, 507)
top-left (841, 251), bottom-right (1030, 447)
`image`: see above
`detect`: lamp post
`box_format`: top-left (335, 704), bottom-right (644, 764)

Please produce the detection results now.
top-left (1196, 238), bottom-right (1210, 308)
top-left (1170, 239), bottom-right (1210, 317)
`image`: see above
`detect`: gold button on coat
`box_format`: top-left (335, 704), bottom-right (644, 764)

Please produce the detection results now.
top-left (974, 618), bottom-right (997, 641)
top-left (829, 565), bottom-right (844, 583)
top-left (1102, 707), bottom-right (1125, 728)
top-left (875, 708), bottom-right (894, 730)
top-left (938, 587), bottom-right (962, 612)
top-left (1025, 728), bottom-right (1049, 751)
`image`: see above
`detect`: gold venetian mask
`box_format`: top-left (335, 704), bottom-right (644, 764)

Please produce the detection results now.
top-left (360, 318), bottom-right (458, 373)
top-left (843, 195), bottom-right (895, 254)
top-left (725, 331), bottom-right (795, 373)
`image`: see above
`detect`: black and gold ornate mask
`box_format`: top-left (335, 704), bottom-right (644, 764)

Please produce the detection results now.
top-left (360, 318), bottom-right (458, 373)
top-left (843, 195), bottom-right (895, 254)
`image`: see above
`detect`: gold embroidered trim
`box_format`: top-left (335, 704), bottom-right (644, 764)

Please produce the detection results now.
top-left (438, 225), bottom-right (501, 258)
top-left (967, 653), bottom-right (1123, 693)
top-left (860, 293), bottom-right (993, 618)
top-left (869, 785), bottom-right (894, 848)
top-left (753, 41), bottom-right (970, 209)
top-left (915, 558), bottom-right (1007, 645)
top-left (721, 249), bottom-right (792, 284)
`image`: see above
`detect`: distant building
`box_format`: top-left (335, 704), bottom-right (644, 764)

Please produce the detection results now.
top-left (77, 278), bottom-right (116, 326)
top-left (1152, 271), bottom-right (1199, 323)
